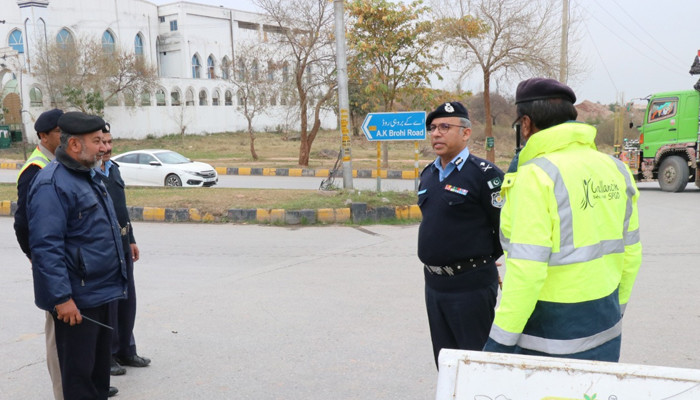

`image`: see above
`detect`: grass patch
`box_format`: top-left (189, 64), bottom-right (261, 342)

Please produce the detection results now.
top-left (0, 128), bottom-right (517, 171)
top-left (0, 184), bottom-right (417, 216)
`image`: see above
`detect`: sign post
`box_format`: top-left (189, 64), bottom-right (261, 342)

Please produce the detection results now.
top-left (361, 111), bottom-right (427, 192)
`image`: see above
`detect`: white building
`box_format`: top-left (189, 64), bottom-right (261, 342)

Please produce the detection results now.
top-left (0, 0), bottom-right (335, 140)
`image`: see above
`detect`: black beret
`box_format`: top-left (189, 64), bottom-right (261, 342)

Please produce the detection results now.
top-left (57, 112), bottom-right (106, 135)
top-left (426, 101), bottom-right (469, 127)
top-left (34, 109), bottom-right (63, 134)
top-left (515, 78), bottom-right (576, 104)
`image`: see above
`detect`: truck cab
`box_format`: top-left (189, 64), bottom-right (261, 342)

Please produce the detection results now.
top-left (624, 90), bottom-right (700, 192)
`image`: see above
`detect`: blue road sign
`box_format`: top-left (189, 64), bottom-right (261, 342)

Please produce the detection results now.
top-left (361, 111), bottom-right (426, 141)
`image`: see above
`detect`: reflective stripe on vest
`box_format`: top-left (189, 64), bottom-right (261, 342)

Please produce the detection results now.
top-left (488, 318), bottom-right (622, 355)
top-left (501, 156), bottom-right (640, 266)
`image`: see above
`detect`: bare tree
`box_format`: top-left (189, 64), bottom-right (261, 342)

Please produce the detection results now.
top-left (432, 0), bottom-right (565, 162)
top-left (227, 43), bottom-right (281, 160)
top-left (34, 35), bottom-right (158, 115)
top-left (254, 0), bottom-right (338, 167)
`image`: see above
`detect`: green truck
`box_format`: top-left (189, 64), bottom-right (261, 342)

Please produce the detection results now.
top-left (619, 89), bottom-right (700, 192)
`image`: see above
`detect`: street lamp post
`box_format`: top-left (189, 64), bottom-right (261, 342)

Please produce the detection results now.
top-left (333, 0), bottom-right (353, 190)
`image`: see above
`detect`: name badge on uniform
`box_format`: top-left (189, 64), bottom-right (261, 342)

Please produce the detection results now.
top-left (444, 184), bottom-right (468, 196)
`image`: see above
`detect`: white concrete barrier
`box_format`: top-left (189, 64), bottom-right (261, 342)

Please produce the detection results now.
top-left (436, 349), bottom-right (700, 400)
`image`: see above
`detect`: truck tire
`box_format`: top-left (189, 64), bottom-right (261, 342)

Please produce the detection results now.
top-left (658, 156), bottom-right (689, 192)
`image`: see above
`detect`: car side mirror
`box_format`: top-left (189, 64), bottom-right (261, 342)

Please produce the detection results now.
top-left (149, 161), bottom-right (162, 166)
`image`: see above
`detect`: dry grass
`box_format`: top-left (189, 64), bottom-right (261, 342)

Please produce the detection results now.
top-left (0, 184), bottom-right (417, 216)
top-left (0, 126), bottom-right (518, 171)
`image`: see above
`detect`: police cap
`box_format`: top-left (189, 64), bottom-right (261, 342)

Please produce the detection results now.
top-left (515, 78), bottom-right (576, 104)
top-left (34, 109), bottom-right (64, 135)
top-left (426, 101), bottom-right (469, 127)
top-left (57, 112), bottom-right (106, 135)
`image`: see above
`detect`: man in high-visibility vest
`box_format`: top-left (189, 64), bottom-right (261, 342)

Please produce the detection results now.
top-left (483, 78), bottom-right (642, 361)
top-left (13, 108), bottom-right (66, 399)
top-left (15, 108), bottom-right (63, 258)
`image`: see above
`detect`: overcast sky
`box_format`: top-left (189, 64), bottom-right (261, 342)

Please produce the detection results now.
top-left (150, 0), bottom-right (700, 105)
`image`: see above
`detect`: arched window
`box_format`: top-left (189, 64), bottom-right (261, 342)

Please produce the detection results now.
top-left (267, 60), bottom-right (275, 82)
top-left (134, 33), bottom-right (144, 57)
top-left (29, 87), bottom-right (42, 107)
top-left (251, 60), bottom-right (259, 80)
top-left (199, 90), bottom-right (208, 106)
top-left (212, 89), bottom-right (220, 106)
top-left (141, 91), bottom-right (151, 106)
top-left (237, 59), bottom-right (245, 81)
top-left (102, 30), bottom-right (116, 54)
top-left (185, 88), bottom-right (194, 106)
top-left (9, 30), bottom-right (24, 53)
top-left (225, 90), bottom-right (233, 106)
top-left (171, 88), bottom-right (181, 106)
top-left (156, 88), bottom-right (166, 106)
top-left (191, 55), bottom-right (201, 79)
top-left (282, 62), bottom-right (289, 83)
top-left (124, 89), bottom-right (136, 106)
top-left (221, 57), bottom-right (230, 80)
top-left (207, 56), bottom-right (215, 79)
top-left (56, 28), bottom-right (73, 47)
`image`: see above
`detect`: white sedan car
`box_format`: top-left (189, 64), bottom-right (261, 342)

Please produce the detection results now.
top-left (112, 149), bottom-right (218, 187)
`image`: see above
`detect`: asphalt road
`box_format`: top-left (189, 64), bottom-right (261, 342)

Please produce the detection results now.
top-left (0, 168), bottom-right (418, 191)
top-left (1, 184), bottom-right (699, 399)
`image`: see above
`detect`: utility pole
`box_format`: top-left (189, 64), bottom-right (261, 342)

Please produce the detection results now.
top-left (559, 0), bottom-right (569, 83)
top-left (333, 0), bottom-right (353, 189)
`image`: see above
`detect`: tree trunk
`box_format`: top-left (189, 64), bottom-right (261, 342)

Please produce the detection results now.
top-left (298, 139), bottom-right (311, 166)
top-left (297, 86), bottom-right (309, 166)
top-left (483, 71), bottom-right (495, 163)
top-left (247, 119), bottom-right (258, 161)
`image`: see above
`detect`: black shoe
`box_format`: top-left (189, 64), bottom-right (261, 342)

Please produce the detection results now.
top-left (115, 354), bottom-right (151, 368)
top-left (110, 358), bottom-right (126, 376)
top-left (108, 386), bottom-right (118, 397)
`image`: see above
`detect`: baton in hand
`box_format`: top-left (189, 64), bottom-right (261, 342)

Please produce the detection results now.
top-left (51, 309), bottom-right (113, 330)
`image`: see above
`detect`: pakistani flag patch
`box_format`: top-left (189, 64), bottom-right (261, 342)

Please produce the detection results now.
top-left (487, 177), bottom-right (502, 189)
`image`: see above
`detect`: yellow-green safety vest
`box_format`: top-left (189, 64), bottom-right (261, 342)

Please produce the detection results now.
top-left (16, 146), bottom-right (51, 183)
top-left (488, 122), bottom-right (642, 355)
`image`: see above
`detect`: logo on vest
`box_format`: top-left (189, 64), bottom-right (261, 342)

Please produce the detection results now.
top-left (580, 178), bottom-right (621, 210)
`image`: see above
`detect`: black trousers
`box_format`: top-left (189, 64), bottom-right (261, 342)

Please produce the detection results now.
top-left (424, 262), bottom-right (499, 368)
top-left (109, 239), bottom-right (138, 358)
top-left (54, 303), bottom-right (112, 400)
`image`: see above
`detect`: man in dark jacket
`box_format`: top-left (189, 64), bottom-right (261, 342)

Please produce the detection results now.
top-left (97, 124), bottom-right (151, 376)
top-left (13, 108), bottom-right (65, 400)
top-left (28, 112), bottom-right (127, 400)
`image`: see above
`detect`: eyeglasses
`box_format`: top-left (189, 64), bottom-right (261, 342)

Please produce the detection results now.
top-left (427, 123), bottom-right (466, 133)
top-left (512, 115), bottom-right (524, 131)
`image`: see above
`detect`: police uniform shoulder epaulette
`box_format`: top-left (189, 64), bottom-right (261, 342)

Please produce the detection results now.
top-left (467, 154), bottom-right (497, 175)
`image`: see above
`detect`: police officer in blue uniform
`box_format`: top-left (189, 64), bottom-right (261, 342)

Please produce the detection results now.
top-left (97, 124), bottom-right (151, 376)
top-left (417, 101), bottom-right (505, 367)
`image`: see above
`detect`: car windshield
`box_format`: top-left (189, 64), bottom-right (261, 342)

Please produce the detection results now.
top-left (155, 151), bottom-right (190, 164)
